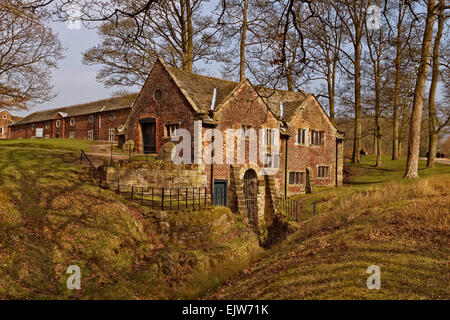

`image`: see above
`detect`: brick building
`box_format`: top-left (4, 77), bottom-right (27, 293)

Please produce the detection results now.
top-left (124, 59), bottom-right (344, 228)
top-left (9, 95), bottom-right (136, 141)
top-left (0, 110), bottom-right (22, 139)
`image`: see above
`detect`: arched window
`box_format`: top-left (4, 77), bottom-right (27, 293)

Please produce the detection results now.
top-left (70, 118), bottom-right (75, 127)
top-left (56, 120), bottom-right (61, 128)
top-left (109, 113), bottom-right (115, 122)
top-left (154, 89), bottom-right (162, 101)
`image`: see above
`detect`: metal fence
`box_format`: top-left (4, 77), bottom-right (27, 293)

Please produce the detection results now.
top-left (278, 197), bottom-right (317, 222)
top-left (115, 182), bottom-right (212, 211)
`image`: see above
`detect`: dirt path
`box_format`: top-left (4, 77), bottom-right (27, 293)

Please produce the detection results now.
top-left (419, 157), bottom-right (450, 165)
top-left (84, 143), bottom-right (128, 160)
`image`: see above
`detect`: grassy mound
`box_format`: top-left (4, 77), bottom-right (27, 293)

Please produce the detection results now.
top-left (209, 174), bottom-right (450, 299)
top-left (0, 144), bottom-right (260, 299)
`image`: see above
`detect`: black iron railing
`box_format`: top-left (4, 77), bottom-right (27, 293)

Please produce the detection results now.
top-left (278, 197), bottom-right (317, 222)
top-left (114, 180), bottom-right (211, 211)
top-left (80, 149), bottom-right (102, 185)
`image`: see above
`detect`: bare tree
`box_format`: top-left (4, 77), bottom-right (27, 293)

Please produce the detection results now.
top-left (305, 1), bottom-right (344, 121)
top-left (404, 0), bottom-right (439, 178)
top-left (332, 0), bottom-right (369, 163)
top-left (0, 1), bottom-right (63, 110)
top-left (426, 0), bottom-right (447, 168)
top-left (364, 9), bottom-right (390, 167)
top-left (82, 0), bottom-right (219, 87)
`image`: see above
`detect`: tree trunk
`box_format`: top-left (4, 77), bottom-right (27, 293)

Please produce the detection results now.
top-left (352, 32), bottom-right (362, 164)
top-left (180, 0), bottom-right (189, 71)
top-left (392, 2), bottom-right (404, 160)
top-left (186, 0), bottom-right (194, 72)
top-left (426, 0), bottom-right (444, 168)
top-left (404, 0), bottom-right (437, 178)
top-left (239, 0), bottom-right (248, 81)
top-left (375, 61), bottom-right (382, 167)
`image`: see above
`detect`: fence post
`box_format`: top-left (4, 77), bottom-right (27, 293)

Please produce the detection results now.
top-left (141, 187), bottom-right (144, 205)
top-left (161, 188), bottom-right (165, 211)
top-left (80, 151), bottom-right (83, 165)
top-left (131, 186), bottom-right (134, 201)
top-left (117, 179), bottom-right (120, 193)
top-left (198, 187), bottom-right (201, 210)
top-left (192, 187), bottom-right (195, 210)
top-left (185, 188), bottom-right (188, 209)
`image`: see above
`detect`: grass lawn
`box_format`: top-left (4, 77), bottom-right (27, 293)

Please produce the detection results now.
top-left (208, 156), bottom-right (450, 299)
top-left (0, 138), bottom-right (97, 152)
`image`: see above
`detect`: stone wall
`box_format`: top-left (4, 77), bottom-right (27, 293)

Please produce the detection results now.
top-left (105, 160), bottom-right (207, 189)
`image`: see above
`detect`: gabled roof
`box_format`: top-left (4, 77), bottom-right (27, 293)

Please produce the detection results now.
top-left (254, 86), bottom-right (307, 121)
top-left (159, 59), bottom-right (240, 113)
top-left (11, 94), bottom-right (137, 126)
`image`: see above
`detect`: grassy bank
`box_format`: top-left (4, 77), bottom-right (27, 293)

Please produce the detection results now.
top-left (0, 138), bottom-right (96, 152)
top-left (0, 141), bottom-right (260, 299)
top-left (208, 158), bottom-right (450, 299)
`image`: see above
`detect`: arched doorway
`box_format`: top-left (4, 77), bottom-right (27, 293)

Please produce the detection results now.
top-left (243, 169), bottom-right (258, 227)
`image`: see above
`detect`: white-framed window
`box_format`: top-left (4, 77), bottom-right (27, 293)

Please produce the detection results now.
top-left (164, 123), bottom-right (179, 138)
top-left (263, 128), bottom-right (278, 146)
top-left (241, 124), bottom-right (253, 139)
top-left (310, 130), bottom-right (324, 146)
top-left (31, 124), bottom-right (35, 131)
top-left (289, 172), bottom-right (304, 185)
top-left (109, 113), bottom-right (115, 122)
top-left (88, 116), bottom-right (94, 124)
top-left (88, 130), bottom-right (94, 140)
top-left (69, 132), bottom-right (75, 139)
top-left (318, 166), bottom-right (329, 178)
top-left (108, 128), bottom-right (115, 142)
top-left (56, 120), bottom-right (61, 128)
top-left (70, 118), bottom-right (75, 127)
top-left (296, 129), bottom-right (307, 145)
top-left (2, 115), bottom-right (6, 119)
top-left (263, 153), bottom-right (279, 168)
top-left (45, 122), bottom-right (49, 129)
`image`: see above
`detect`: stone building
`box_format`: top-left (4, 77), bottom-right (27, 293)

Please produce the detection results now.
top-left (124, 59), bottom-right (344, 229)
top-left (9, 95), bottom-right (136, 141)
top-left (0, 110), bottom-right (22, 139)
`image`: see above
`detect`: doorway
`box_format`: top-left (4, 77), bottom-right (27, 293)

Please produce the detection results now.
top-left (243, 169), bottom-right (258, 227)
top-left (213, 180), bottom-right (228, 206)
top-left (140, 118), bottom-right (156, 154)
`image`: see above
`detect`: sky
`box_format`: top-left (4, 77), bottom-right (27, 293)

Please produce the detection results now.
top-left (14, 21), bottom-right (140, 117)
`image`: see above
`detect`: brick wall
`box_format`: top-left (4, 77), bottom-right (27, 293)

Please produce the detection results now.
top-left (125, 62), bottom-right (197, 153)
top-left (274, 96), bottom-right (340, 196)
top-left (0, 111), bottom-right (11, 139)
top-left (9, 108), bottom-right (130, 141)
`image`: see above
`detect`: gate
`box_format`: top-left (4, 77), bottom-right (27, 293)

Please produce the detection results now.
top-left (243, 169), bottom-right (258, 227)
